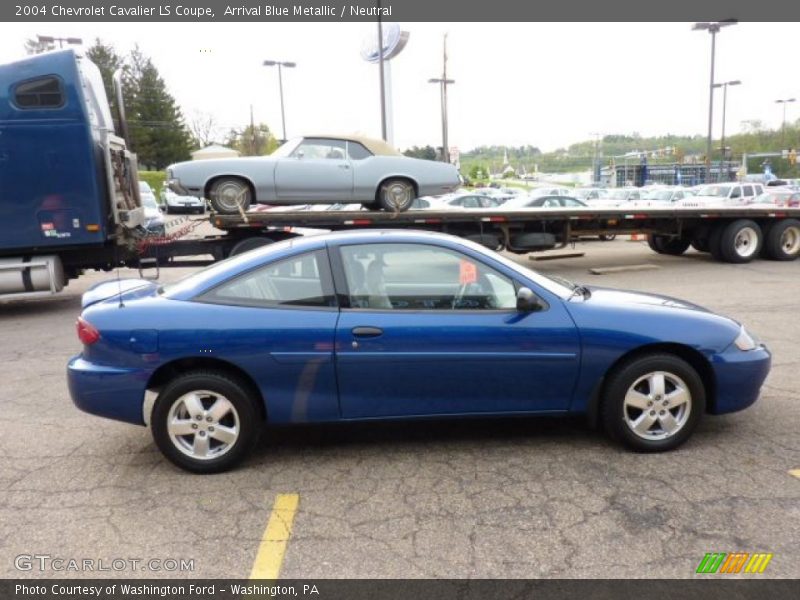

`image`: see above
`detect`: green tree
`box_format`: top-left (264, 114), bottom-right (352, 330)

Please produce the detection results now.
top-left (85, 39), bottom-right (123, 131)
top-left (225, 123), bottom-right (279, 156)
top-left (24, 38), bottom-right (55, 55)
top-left (124, 46), bottom-right (192, 169)
top-left (403, 145), bottom-right (437, 160)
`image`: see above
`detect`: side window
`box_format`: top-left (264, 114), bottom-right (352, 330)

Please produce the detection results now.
top-left (564, 198), bottom-right (582, 207)
top-left (461, 197), bottom-right (481, 208)
top-left (347, 142), bottom-right (372, 160)
top-left (292, 138), bottom-right (346, 160)
top-left (743, 185), bottom-right (754, 197)
top-left (340, 243), bottom-right (518, 311)
top-left (199, 250), bottom-right (335, 308)
top-left (730, 187), bottom-right (742, 199)
top-left (13, 76), bottom-right (65, 109)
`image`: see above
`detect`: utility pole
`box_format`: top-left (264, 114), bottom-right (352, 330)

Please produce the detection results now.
top-left (429, 33), bottom-right (455, 164)
top-left (713, 80), bottom-right (741, 182)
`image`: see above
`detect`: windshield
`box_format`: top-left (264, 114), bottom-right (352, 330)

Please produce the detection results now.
top-left (605, 190), bottom-right (630, 200)
top-left (643, 190), bottom-right (673, 201)
top-left (697, 185), bottom-right (732, 197)
top-left (139, 182), bottom-right (152, 193)
top-left (270, 137), bottom-right (303, 158)
top-left (141, 195), bottom-right (158, 209)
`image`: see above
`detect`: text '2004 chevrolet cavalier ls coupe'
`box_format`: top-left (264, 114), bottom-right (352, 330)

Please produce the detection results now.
top-left (68, 231), bottom-right (770, 473)
top-left (166, 136), bottom-right (461, 215)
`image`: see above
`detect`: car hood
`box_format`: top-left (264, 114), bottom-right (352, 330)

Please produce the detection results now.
top-left (580, 286), bottom-right (712, 314)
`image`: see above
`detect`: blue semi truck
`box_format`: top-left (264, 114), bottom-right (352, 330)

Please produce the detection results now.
top-left (2, 50), bottom-right (800, 301)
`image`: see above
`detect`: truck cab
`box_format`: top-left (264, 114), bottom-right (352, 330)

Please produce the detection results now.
top-left (0, 49), bottom-right (143, 298)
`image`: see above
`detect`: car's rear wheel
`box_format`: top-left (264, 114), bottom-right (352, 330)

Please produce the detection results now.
top-left (151, 371), bottom-right (260, 473)
top-left (377, 178), bottom-right (415, 212)
top-left (209, 177), bottom-right (253, 215)
top-left (601, 354), bottom-right (705, 452)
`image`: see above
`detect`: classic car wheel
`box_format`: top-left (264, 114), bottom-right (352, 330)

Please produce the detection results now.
top-left (209, 177), bottom-right (253, 215)
top-left (151, 371), bottom-right (260, 473)
top-left (602, 354), bottom-right (704, 452)
top-left (377, 178), bottom-right (415, 211)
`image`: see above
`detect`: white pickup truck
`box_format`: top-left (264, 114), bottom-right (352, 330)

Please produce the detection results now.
top-left (678, 182), bottom-right (765, 207)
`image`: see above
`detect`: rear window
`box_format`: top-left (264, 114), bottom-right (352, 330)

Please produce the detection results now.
top-left (13, 76), bottom-right (65, 109)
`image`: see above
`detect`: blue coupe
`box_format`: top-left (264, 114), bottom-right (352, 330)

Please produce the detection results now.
top-left (68, 231), bottom-right (771, 473)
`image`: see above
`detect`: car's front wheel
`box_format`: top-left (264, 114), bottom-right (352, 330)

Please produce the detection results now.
top-left (151, 371), bottom-right (261, 473)
top-left (209, 177), bottom-right (253, 215)
top-left (377, 178), bottom-right (415, 211)
top-left (601, 354), bottom-right (705, 452)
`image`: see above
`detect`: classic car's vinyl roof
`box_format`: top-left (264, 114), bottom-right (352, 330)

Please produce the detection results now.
top-left (305, 135), bottom-right (401, 157)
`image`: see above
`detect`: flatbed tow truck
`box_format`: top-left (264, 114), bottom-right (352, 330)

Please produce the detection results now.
top-left (2, 49), bottom-right (799, 302)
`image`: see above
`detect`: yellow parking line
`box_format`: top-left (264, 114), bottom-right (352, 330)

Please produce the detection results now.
top-left (249, 493), bottom-right (300, 579)
top-left (789, 469), bottom-right (800, 480)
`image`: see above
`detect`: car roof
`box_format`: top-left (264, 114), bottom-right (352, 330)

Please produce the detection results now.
top-left (301, 134), bottom-right (401, 157)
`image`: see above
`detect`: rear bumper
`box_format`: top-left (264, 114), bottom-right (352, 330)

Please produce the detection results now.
top-left (710, 345), bottom-right (771, 414)
top-left (67, 356), bottom-right (150, 426)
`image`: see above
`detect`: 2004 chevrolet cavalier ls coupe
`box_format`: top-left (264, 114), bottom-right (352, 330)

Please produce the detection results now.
top-left (68, 231), bottom-right (771, 473)
top-left (166, 135), bottom-right (461, 215)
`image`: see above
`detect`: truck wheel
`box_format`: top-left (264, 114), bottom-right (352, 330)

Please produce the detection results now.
top-left (691, 238), bottom-right (709, 253)
top-left (647, 234), bottom-right (690, 256)
top-left (230, 236), bottom-right (273, 256)
top-left (151, 371), bottom-right (260, 474)
top-left (716, 219), bottom-right (762, 263)
top-left (377, 179), bottom-right (415, 212)
top-left (464, 233), bottom-right (502, 251)
top-left (762, 219), bottom-right (800, 261)
top-left (209, 177), bottom-right (252, 215)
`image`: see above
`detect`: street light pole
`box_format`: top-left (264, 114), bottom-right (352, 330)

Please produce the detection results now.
top-left (590, 132), bottom-right (602, 184)
top-left (428, 33), bottom-right (455, 164)
top-left (776, 98), bottom-right (796, 148)
top-left (263, 60), bottom-right (296, 143)
top-left (693, 20), bottom-right (736, 183)
top-left (713, 80), bottom-right (741, 182)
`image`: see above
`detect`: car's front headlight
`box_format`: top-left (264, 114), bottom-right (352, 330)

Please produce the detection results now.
top-left (734, 326), bottom-right (758, 351)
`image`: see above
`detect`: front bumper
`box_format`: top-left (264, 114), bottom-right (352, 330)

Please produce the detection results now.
top-left (710, 344), bottom-right (771, 414)
top-left (67, 356), bottom-right (151, 426)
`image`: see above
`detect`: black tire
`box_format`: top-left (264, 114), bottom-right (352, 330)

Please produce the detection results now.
top-left (690, 238), bottom-right (709, 253)
top-left (599, 234), bottom-right (617, 241)
top-left (165, 206), bottom-right (173, 215)
top-left (151, 371), bottom-right (261, 474)
top-left (717, 219), bottom-right (763, 264)
top-left (762, 218), bottom-right (800, 261)
top-left (647, 234), bottom-right (691, 256)
top-left (601, 353), bottom-right (705, 453)
top-left (209, 177), bottom-right (253, 215)
top-left (509, 232), bottom-right (556, 250)
top-left (464, 233), bottom-right (502, 251)
top-left (708, 223), bottom-right (726, 261)
top-left (377, 178), bottom-right (415, 212)
top-left (229, 236), bottom-right (274, 256)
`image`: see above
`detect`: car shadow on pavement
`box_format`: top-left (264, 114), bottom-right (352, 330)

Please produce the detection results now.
top-left (251, 415), bottom-right (604, 457)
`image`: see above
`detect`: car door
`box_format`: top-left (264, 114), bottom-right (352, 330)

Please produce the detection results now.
top-left (331, 241), bottom-right (581, 418)
top-left (194, 248), bottom-right (341, 423)
top-left (274, 138), bottom-right (353, 201)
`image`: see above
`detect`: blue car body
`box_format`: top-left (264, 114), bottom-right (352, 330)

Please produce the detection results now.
top-left (68, 230), bottom-right (770, 430)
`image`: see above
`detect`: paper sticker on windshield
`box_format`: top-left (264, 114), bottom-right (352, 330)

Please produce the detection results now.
top-left (459, 260), bottom-right (477, 284)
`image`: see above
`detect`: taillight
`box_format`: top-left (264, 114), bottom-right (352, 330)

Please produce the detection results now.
top-left (76, 317), bottom-right (100, 345)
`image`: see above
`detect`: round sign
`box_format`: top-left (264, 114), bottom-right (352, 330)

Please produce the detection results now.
top-left (360, 23), bottom-right (409, 63)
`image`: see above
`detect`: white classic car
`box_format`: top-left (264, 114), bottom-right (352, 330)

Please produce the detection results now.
top-left (167, 135), bottom-right (461, 214)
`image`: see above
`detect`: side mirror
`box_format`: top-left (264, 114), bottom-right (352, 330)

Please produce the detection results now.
top-left (517, 287), bottom-right (545, 312)
top-left (296, 150), bottom-right (305, 159)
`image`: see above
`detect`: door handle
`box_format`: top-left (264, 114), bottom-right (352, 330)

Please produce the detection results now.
top-left (352, 326), bottom-right (383, 338)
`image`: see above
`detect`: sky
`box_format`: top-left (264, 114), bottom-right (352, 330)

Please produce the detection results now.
top-left (0, 22), bottom-right (798, 152)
